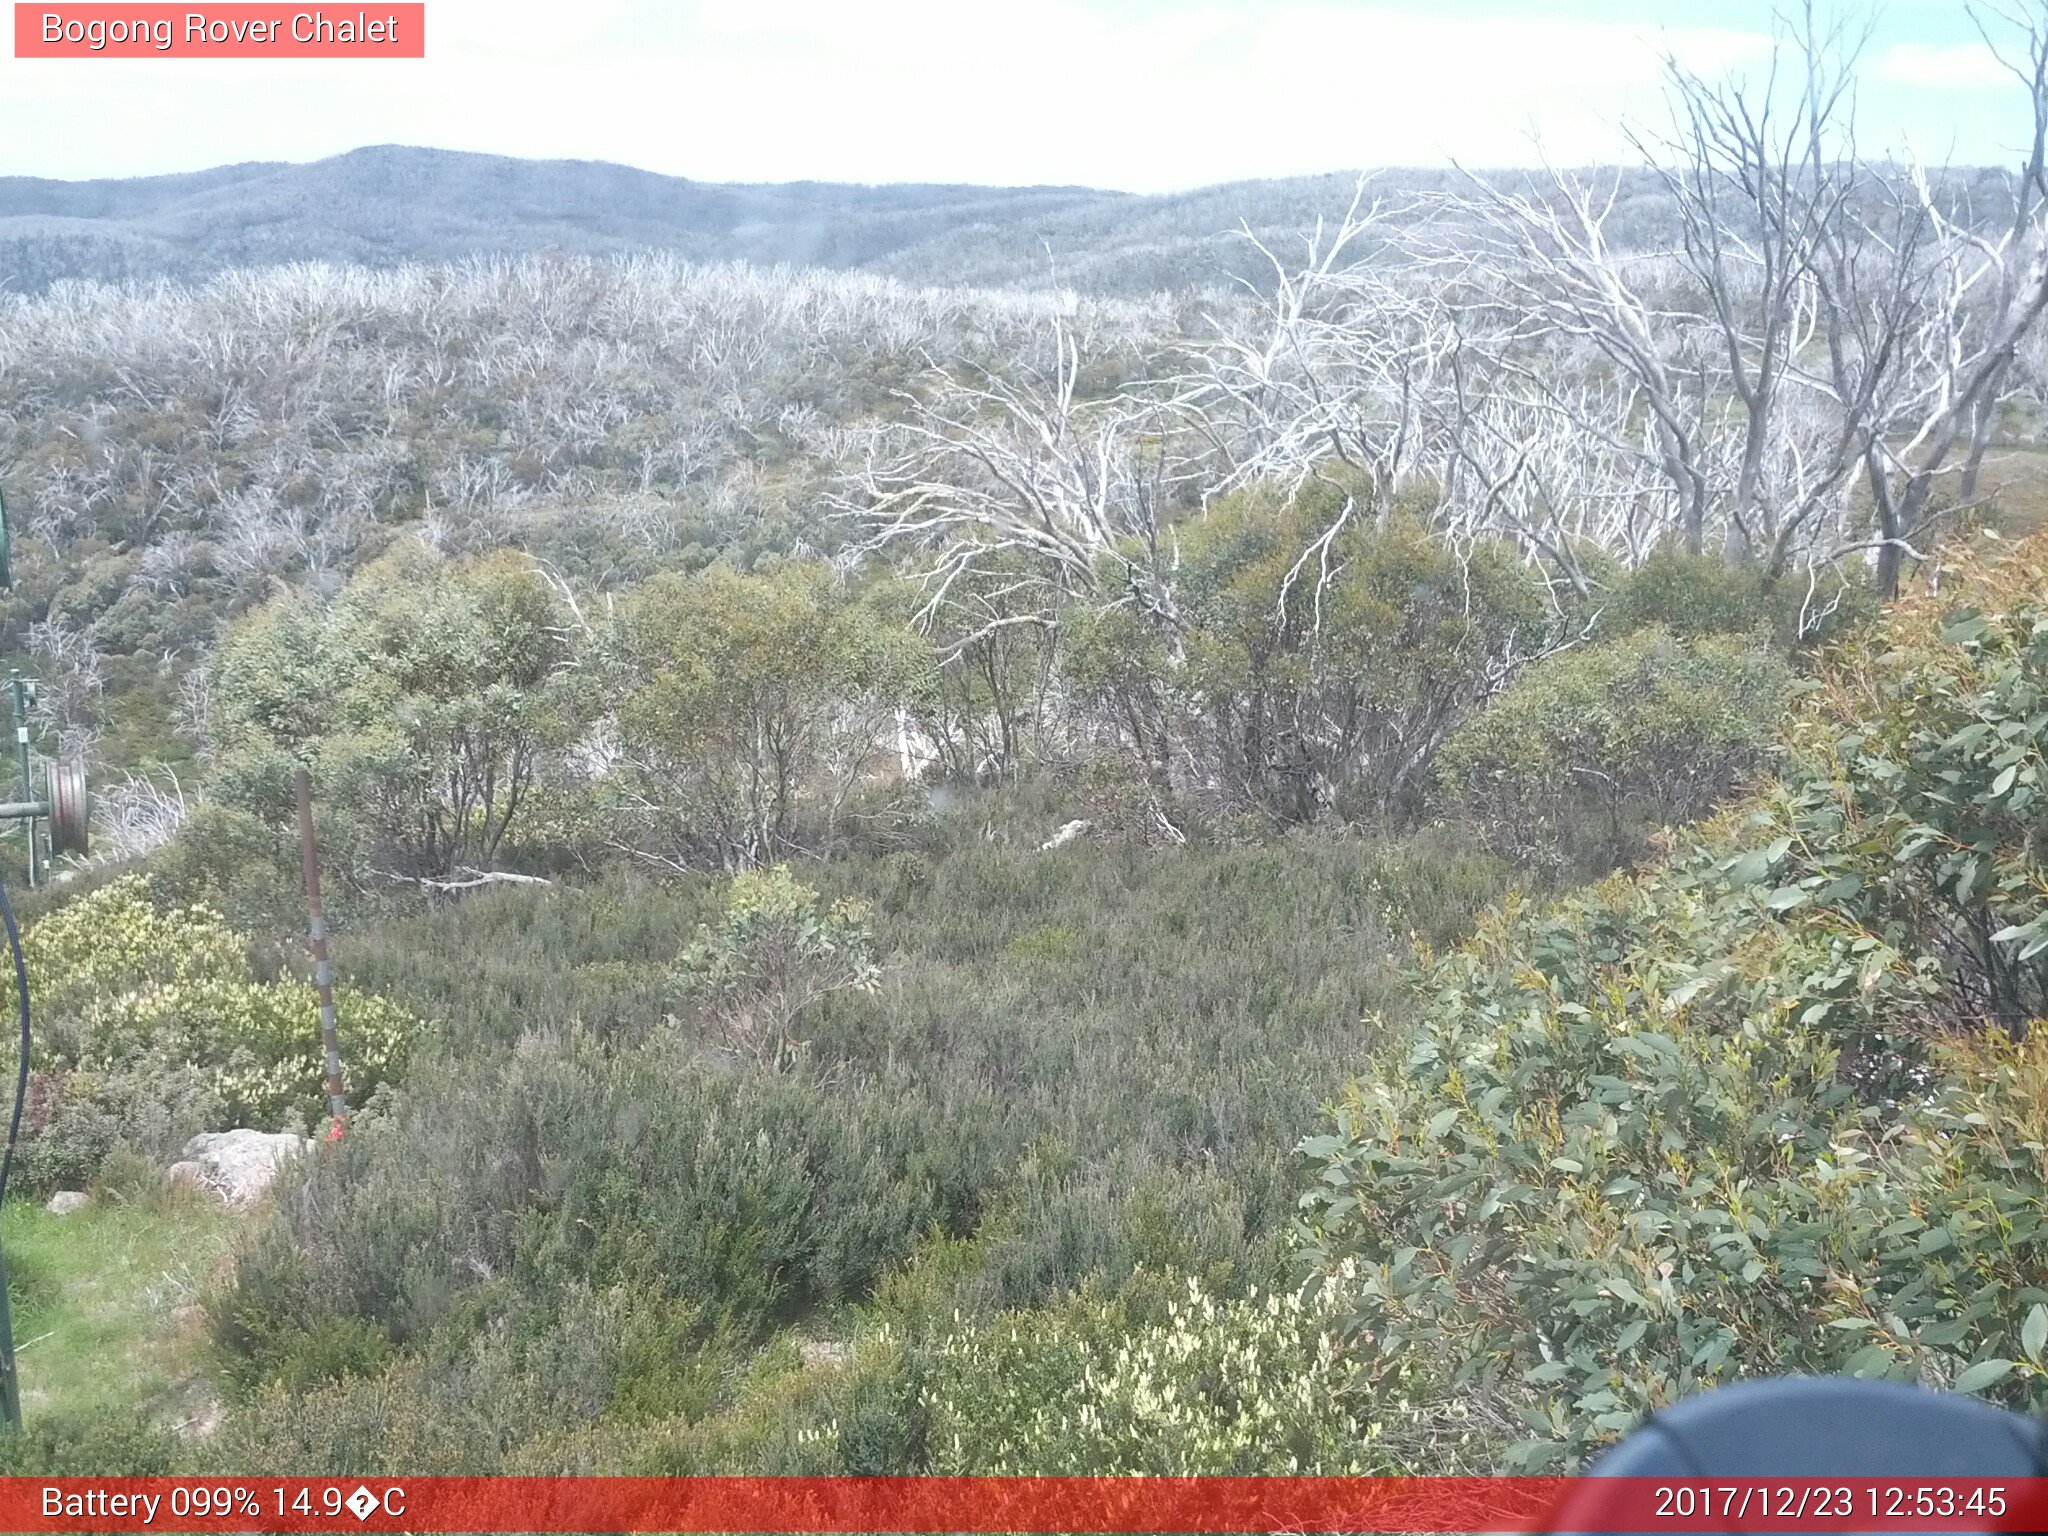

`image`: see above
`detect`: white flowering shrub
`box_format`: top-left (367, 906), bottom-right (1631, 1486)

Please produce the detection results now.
top-left (911, 1273), bottom-right (1432, 1474)
top-left (13, 875), bottom-right (421, 1127)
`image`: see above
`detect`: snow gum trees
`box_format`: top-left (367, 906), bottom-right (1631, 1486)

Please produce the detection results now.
top-left (205, 541), bottom-right (575, 881)
top-left (204, 548), bottom-right (938, 884)
top-left (1066, 484), bottom-right (1549, 823)
top-left (837, 1), bottom-right (2048, 831)
top-left (605, 563), bottom-right (933, 871)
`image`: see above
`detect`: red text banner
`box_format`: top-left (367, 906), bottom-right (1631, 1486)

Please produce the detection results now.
top-left (7, 1476), bottom-right (2048, 1533)
top-left (14, 5), bottom-right (424, 58)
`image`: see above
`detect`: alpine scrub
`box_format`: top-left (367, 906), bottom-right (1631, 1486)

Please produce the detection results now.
top-left (15, 876), bottom-right (420, 1132)
top-left (1300, 532), bottom-right (2048, 1471)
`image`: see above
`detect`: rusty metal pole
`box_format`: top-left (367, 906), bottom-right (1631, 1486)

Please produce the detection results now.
top-left (294, 767), bottom-right (348, 1133)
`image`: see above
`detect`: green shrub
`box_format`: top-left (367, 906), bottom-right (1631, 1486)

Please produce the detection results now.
top-left (1601, 548), bottom-right (1874, 647)
top-left (1301, 532), bottom-right (2048, 1470)
top-left (603, 1269), bottom-right (1447, 1477)
top-left (0, 1415), bottom-right (191, 1475)
top-left (1301, 878), bottom-right (2048, 1468)
top-left (1071, 488), bottom-right (1551, 823)
top-left (1351, 826), bottom-right (1518, 950)
top-left (150, 802), bottom-right (304, 934)
top-left (0, 876), bottom-right (424, 1192)
top-left (215, 1024), bottom-right (987, 1383)
top-left (1435, 628), bottom-right (1791, 874)
top-left (221, 1355), bottom-right (543, 1475)
top-left (1775, 553), bottom-right (2048, 1036)
top-left (676, 865), bottom-right (880, 1061)
top-left (11, 876), bottom-right (421, 1130)
top-left (11, 1058), bottom-right (222, 1199)
top-left (604, 1334), bottom-right (924, 1477)
top-left (607, 562), bottom-right (932, 868)
top-left (206, 543), bottom-right (576, 881)
top-left (223, 1277), bottom-right (730, 1474)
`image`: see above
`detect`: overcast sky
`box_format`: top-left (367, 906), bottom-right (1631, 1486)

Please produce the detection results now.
top-left (1, 0), bottom-right (2035, 191)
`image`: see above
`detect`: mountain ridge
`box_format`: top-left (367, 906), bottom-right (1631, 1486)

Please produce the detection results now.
top-left (0, 144), bottom-right (1146, 293)
top-left (9, 144), bottom-right (2006, 297)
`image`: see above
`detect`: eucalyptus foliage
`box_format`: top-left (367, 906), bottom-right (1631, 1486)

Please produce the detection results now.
top-left (1301, 535), bottom-right (2048, 1468)
top-left (207, 542), bottom-right (574, 879)
top-left (1436, 626), bottom-right (1791, 872)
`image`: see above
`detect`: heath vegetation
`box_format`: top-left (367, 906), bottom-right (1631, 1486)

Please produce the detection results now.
top-left (5, 0), bottom-right (2048, 1482)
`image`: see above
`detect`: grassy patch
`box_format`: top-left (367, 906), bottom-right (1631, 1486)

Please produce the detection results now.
top-left (0, 1187), bottom-right (237, 1432)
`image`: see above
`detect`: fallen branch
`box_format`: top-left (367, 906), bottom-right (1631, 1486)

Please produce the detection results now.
top-left (1039, 818), bottom-right (1093, 851)
top-left (376, 868), bottom-right (555, 893)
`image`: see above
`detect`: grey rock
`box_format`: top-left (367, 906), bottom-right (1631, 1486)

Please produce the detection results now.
top-left (43, 1190), bottom-right (88, 1216)
top-left (176, 1129), bottom-right (314, 1208)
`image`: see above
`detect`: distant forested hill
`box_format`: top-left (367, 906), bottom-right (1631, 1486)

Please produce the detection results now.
top-left (0, 146), bottom-right (1134, 293)
top-left (0, 145), bottom-right (1709, 295)
top-left (0, 145), bottom-right (1129, 293)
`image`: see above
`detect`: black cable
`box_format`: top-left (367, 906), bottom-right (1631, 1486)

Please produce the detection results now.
top-left (0, 870), bottom-right (29, 1208)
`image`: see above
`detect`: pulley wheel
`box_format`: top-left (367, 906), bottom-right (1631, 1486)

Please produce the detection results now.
top-left (47, 760), bottom-right (88, 858)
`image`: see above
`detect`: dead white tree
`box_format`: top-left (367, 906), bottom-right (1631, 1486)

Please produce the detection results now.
top-left (1432, 365), bottom-right (1669, 598)
top-left (1429, 0), bottom-right (2048, 594)
top-left (1430, 164), bottom-right (1714, 559)
top-left (1819, 1), bottom-right (2048, 592)
top-left (838, 319), bottom-right (1193, 650)
top-left (89, 768), bottom-right (189, 865)
top-left (1168, 180), bottom-right (1454, 503)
